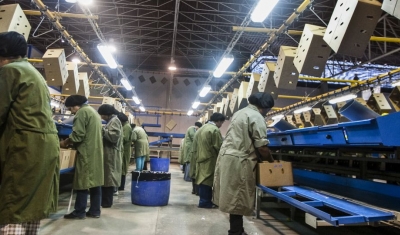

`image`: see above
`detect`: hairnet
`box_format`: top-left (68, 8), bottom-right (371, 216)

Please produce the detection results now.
top-left (98, 104), bottom-right (118, 115)
top-left (64, 95), bottom-right (88, 107)
top-left (0, 31), bottom-right (27, 58)
top-left (117, 112), bottom-right (129, 122)
top-left (248, 92), bottom-right (274, 109)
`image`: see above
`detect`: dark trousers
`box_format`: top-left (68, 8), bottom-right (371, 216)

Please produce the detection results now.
top-left (198, 184), bottom-right (213, 208)
top-left (143, 161), bottom-right (148, 170)
top-left (118, 175), bottom-right (126, 190)
top-left (192, 179), bottom-right (199, 194)
top-left (182, 163), bottom-right (186, 173)
top-left (101, 186), bottom-right (114, 208)
top-left (228, 214), bottom-right (244, 235)
top-left (73, 186), bottom-right (101, 217)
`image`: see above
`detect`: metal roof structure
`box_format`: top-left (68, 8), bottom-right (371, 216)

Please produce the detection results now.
top-left (2, 0), bottom-right (400, 113)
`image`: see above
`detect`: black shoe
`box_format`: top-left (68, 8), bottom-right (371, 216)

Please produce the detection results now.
top-left (64, 212), bottom-right (85, 220)
top-left (198, 204), bottom-right (218, 209)
top-left (86, 212), bottom-right (100, 218)
top-left (102, 205), bottom-right (112, 208)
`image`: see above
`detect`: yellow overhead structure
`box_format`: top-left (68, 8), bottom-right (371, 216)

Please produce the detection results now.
top-left (23, 10), bottom-right (99, 19)
top-left (232, 26), bottom-right (400, 43)
top-left (27, 59), bottom-right (123, 68)
top-left (268, 67), bottom-right (400, 117)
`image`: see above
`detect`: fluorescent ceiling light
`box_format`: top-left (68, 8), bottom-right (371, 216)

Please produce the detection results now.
top-left (199, 85), bottom-right (212, 97)
top-left (272, 114), bottom-right (284, 120)
top-left (139, 106), bottom-right (145, 112)
top-left (97, 43), bottom-right (118, 69)
top-left (293, 106), bottom-right (312, 114)
top-left (65, 0), bottom-right (77, 3)
top-left (187, 109), bottom-right (194, 116)
top-left (251, 0), bottom-right (279, 22)
top-left (192, 101), bottom-right (200, 109)
top-left (120, 78), bottom-right (132, 90)
top-left (72, 58), bottom-right (80, 63)
top-left (108, 45), bottom-right (116, 53)
top-left (78, 0), bottom-right (93, 5)
top-left (132, 96), bottom-right (140, 104)
top-left (213, 56), bottom-right (234, 78)
top-left (168, 65), bottom-right (177, 71)
top-left (392, 81), bottom-right (400, 87)
top-left (328, 94), bottom-right (357, 104)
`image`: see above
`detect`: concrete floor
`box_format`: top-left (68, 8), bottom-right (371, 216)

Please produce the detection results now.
top-left (39, 164), bottom-right (400, 235)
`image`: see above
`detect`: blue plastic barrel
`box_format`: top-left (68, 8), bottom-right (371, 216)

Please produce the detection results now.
top-left (150, 157), bottom-right (170, 172)
top-left (131, 171), bottom-right (171, 206)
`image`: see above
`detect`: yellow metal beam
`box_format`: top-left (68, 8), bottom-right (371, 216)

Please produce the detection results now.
top-left (28, 59), bottom-right (123, 68)
top-left (232, 26), bottom-right (400, 43)
top-left (23, 10), bottom-right (99, 19)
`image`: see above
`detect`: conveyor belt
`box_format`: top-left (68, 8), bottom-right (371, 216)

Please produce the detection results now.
top-left (257, 185), bottom-right (395, 226)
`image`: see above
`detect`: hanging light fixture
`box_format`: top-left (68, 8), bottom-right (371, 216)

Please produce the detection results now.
top-left (120, 78), bottom-right (132, 90)
top-left (213, 55), bottom-right (234, 78)
top-left (139, 106), bottom-right (145, 112)
top-left (251, 0), bottom-right (279, 22)
top-left (132, 96), bottom-right (140, 104)
top-left (199, 85), bottom-right (212, 97)
top-left (97, 43), bottom-right (118, 69)
top-left (192, 101), bottom-right (200, 109)
top-left (187, 109), bottom-right (194, 116)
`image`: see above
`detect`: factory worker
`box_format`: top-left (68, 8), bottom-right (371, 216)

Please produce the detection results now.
top-left (213, 92), bottom-right (275, 235)
top-left (182, 122), bottom-right (203, 176)
top-left (178, 138), bottom-right (185, 172)
top-left (61, 95), bottom-right (104, 219)
top-left (0, 31), bottom-right (59, 234)
top-left (131, 124), bottom-right (150, 171)
top-left (195, 113), bottom-right (225, 208)
top-left (117, 113), bottom-right (132, 191)
top-left (98, 104), bottom-right (123, 208)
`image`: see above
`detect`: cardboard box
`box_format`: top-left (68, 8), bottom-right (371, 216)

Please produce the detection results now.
top-left (59, 149), bottom-right (71, 170)
top-left (257, 161), bottom-right (293, 187)
top-left (68, 150), bottom-right (77, 168)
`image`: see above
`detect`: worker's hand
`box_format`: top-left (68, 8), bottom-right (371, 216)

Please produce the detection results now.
top-left (60, 140), bottom-right (68, 148)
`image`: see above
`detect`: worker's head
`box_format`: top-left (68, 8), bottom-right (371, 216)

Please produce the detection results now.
top-left (210, 113), bottom-right (226, 128)
top-left (131, 123), bottom-right (136, 129)
top-left (117, 112), bottom-right (129, 123)
top-left (194, 121), bottom-right (202, 130)
top-left (0, 31), bottom-right (27, 67)
top-left (98, 104), bottom-right (119, 122)
top-left (64, 95), bottom-right (88, 114)
top-left (248, 92), bottom-right (274, 116)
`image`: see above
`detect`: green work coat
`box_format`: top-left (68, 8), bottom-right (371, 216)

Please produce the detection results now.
top-left (132, 126), bottom-right (149, 158)
top-left (69, 104), bottom-right (104, 190)
top-left (0, 58), bottom-right (60, 224)
top-left (213, 104), bottom-right (269, 216)
top-left (102, 116), bottom-right (123, 187)
top-left (194, 123), bottom-right (223, 187)
top-left (121, 122), bottom-right (132, 175)
top-left (178, 139), bottom-right (185, 164)
top-left (182, 126), bottom-right (197, 163)
top-left (188, 132), bottom-right (199, 179)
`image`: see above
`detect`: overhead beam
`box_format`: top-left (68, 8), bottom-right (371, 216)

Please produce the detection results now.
top-left (232, 26), bottom-right (400, 43)
top-left (27, 59), bottom-right (123, 68)
top-left (23, 10), bottom-right (99, 19)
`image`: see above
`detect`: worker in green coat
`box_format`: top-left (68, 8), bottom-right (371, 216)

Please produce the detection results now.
top-left (117, 113), bottom-right (132, 191)
top-left (195, 113), bottom-right (225, 208)
top-left (182, 122), bottom-right (202, 175)
top-left (61, 95), bottom-right (104, 219)
top-left (0, 32), bottom-right (59, 234)
top-left (131, 124), bottom-right (150, 171)
top-left (213, 92), bottom-right (275, 235)
top-left (98, 104), bottom-right (123, 208)
top-left (178, 138), bottom-right (185, 172)
top-left (188, 131), bottom-right (199, 195)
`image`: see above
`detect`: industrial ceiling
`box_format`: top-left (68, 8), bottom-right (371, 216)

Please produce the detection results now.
top-left (1, 0), bottom-right (400, 114)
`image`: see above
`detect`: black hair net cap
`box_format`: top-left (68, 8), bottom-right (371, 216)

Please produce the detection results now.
top-left (65, 95), bottom-right (88, 107)
top-left (117, 112), bottom-right (129, 122)
top-left (98, 104), bottom-right (118, 115)
top-left (248, 92), bottom-right (274, 109)
top-left (0, 31), bottom-right (27, 58)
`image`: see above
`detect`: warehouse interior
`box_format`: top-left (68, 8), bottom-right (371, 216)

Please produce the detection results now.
top-left (1, 0), bottom-right (400, 234)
